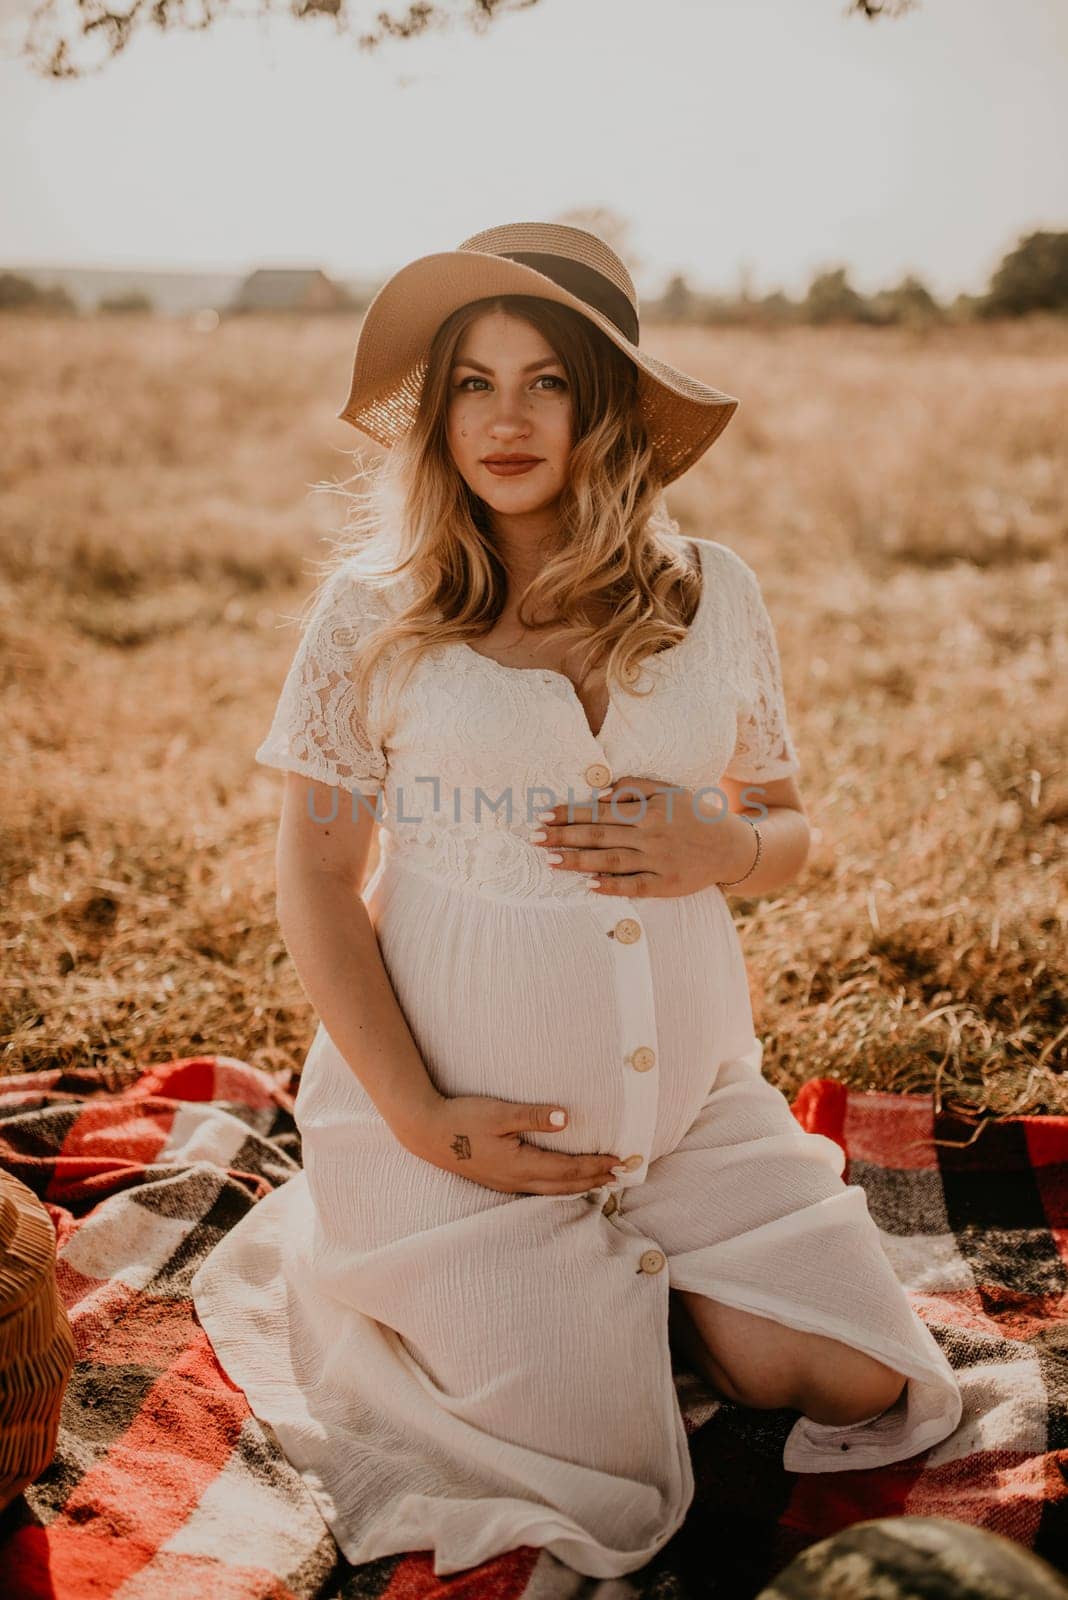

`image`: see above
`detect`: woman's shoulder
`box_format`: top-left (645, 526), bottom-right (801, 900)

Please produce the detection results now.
top-left (685, 537), bottom-right (765, 621)
top-left (305, 555), bottom-right (410, 630)
top-left (688, 535), bottom-right (757, 585)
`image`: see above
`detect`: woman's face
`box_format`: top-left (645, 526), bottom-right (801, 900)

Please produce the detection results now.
top-left (445, 309), bottom-right (574, 522)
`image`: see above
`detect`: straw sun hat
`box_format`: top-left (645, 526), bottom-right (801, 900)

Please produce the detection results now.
top-left (337, 220), bottom-right (740, 487)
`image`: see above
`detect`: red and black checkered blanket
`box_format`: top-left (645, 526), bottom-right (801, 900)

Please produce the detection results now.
top-left (0, 1057), bottom-right (1065, 1597)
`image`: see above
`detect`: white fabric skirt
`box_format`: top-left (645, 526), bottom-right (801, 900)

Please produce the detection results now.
top-left (192, 915), bottom-right (963, 1579)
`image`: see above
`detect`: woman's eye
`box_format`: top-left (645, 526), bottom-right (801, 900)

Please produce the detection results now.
top-left (454, 375), bottom-right (566, 392)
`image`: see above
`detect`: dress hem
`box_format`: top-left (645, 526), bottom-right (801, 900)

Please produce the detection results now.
top-left (191, 1258), bottom-right (698, 1582)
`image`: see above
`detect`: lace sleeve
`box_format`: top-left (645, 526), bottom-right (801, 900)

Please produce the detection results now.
top-left (722, 556), bottom-right (801, 784)
top-left (254, 564), bottom-right (387, 797)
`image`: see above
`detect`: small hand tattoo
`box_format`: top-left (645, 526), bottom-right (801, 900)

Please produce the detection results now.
top-left (450, 1133), bottom-right (472, 1160)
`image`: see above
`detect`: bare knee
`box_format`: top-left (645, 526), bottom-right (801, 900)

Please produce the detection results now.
top-left (718, 1358), bottom-right (798, 1411)
top-left (668, 1291), bottom-right (802, 1411)
top-left (682, 1330), bottom-right (782, 1409)
top-left (670, 1291), bottom-right (908, 1422)
top-left (794, 1355), bottom-right (908, 1427)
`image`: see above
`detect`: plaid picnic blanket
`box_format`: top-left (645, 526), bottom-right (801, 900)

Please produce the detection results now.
top-left (0, 1056), bottom-right (1065, 1598)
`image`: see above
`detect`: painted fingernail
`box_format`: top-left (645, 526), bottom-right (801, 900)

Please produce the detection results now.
top-left (529, 829), bottom-right (547, 842)
top-left (549, 1110), bottom-right (567, 1126)
top-left (546, 852), bottom-right (563, 864)
top-left (536, 810), bottom-right (555, 823)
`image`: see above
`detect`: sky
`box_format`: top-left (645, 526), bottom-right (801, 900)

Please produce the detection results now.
top-left (1, 0), bottom-right (1066, 301)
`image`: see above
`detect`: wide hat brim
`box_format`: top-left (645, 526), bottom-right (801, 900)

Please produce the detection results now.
top-left (336, 248), bottom-right (740, 487)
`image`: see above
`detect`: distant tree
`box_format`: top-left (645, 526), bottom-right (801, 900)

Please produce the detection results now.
top-left (98, 289), bottom-right (154, 313)
top-left (948, 291), bottom-right (983, 323)
top-left (870, 273), bottom-right (944, 327)
top-left (19, 0), bottom-right (921, 80)
top-left (0, 272), bottom-right (77, 313)
top-left (658, 273), bottom-right (696, 323)
top-left (693, 291), bottom-right (751, 327)
top-left (803, 266), bottom-right (876, 324)
top-left (0, 272), bottom-right (40, 310)
top-left (980, 231), bottom-right (1068, 317)
top-left (758, 290), bottom-right (800, 326)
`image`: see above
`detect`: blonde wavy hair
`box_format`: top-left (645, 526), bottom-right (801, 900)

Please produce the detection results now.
top-left (308, 293), bottom-right (703, 728)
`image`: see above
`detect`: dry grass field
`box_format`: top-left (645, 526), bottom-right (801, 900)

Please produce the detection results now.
top-left (1, 313), bottom-right (1065, 1115)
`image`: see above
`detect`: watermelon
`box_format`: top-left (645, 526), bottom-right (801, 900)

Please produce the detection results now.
top-left (757, 1515), bottom-right (1068, 1599)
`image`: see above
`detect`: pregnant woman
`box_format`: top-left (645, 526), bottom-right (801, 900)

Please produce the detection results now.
top-left (190, 220), bottom-right (962, 1580)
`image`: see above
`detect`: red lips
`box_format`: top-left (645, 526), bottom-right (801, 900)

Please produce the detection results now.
top-left (481, 456), bottom-right (543, 478)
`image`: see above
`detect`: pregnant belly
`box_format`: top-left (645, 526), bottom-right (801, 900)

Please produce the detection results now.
top-left (358, 861), bottom-right (758, 1163)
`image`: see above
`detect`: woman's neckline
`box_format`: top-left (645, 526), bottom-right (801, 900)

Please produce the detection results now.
top-left (454, 531), bottom-right (709, 742)
top-left (456, 537), bottom-right (708, 686)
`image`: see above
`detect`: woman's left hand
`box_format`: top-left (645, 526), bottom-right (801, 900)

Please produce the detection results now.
top-left (529, 775), bottom-right (759, 898)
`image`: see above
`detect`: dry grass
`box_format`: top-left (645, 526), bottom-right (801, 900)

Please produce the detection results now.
top-left (1, 313), bottom-right (1065, 1115)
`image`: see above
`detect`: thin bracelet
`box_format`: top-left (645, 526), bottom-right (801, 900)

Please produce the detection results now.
top-left (716, 817), bottom-right (762, 889)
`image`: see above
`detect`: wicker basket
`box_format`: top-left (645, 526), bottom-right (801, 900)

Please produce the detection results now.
top-left (0, 1166), bottom-right (77, 1512)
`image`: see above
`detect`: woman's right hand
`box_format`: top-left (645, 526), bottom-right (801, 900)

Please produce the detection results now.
top-left (396, 1094), bottom-right (623, 1195)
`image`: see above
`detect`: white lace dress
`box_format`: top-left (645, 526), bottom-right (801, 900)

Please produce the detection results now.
top-left (190, 534), bottom-right (963, 1579)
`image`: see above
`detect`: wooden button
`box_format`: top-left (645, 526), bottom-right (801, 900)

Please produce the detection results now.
top-left (631, 1046), bottom-right (656, 1072)
top-left (612, 918), bottom-right (642, 944)
top-left (619, 1153), bottom-right (644, 1172)
top-left (585, 762), bottom-right (611, 788)
top-left (601, 1194), bottom-right (618, 1217)
top-left (639, 1249), bottom-right (666, 1275)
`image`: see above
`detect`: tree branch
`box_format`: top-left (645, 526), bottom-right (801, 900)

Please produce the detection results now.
top-left (21, 0), bottom-right (541, 78)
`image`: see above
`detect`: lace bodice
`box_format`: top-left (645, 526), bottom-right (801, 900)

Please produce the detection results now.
top-left (254, 537), bottom-right (801, 902)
